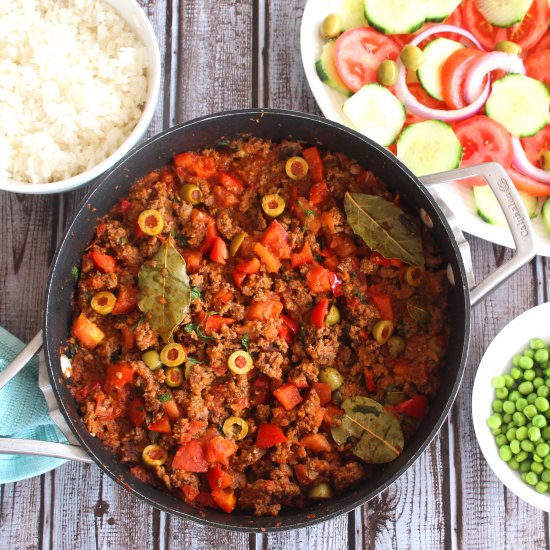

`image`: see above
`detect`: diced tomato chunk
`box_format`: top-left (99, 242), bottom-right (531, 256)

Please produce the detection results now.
top-left (277, 323), bottom-right (293, 344)
top-left (310, 297), bottom-right (329, 328)
top-left (200, 220), bottom-right (219, 253)
top-left (219, 172), bottom-right (245, 194)
top-left (251, 375), bottom-right (270, 405)
top-left (232, 269), bottom-right (247, 288)
top-left (302, 146), bottom-right (323, 182)
top-left (246, 299), bottom-right (283, 321)
top-left (112, 285), bottom-right (139, 315)
top-left (309, 181), bottom-right (330, 206)
top-left (370, 287), bottom-right (394, 322)
top-left (71, 314), bottom-right (105, 349)
top-left (291, 241), bottom-right (314, 268)
top-left (182, 249), bottom-right (202, 274)
top-left (328, 272), bottom-right (343, 297)
top-left (206, 466), bottom-right (233, 490)
top-left (294, 464), bottom-right (311, 485)
top-left (181, 484), bottom-right (200, 503)
top-left (213, 185), bottom-right (240, 208)
top-left (161, 397), bottom-right (181, 421)
top-left (261, 220), bottom-right (291, 259)
top-left (204, 315), bottom-right (236, 334)
top-left (88, 252), bottom-right (117, 273)
top-left (118, 199), bottom-right (132, 213)
top-left (364, 368), bottom-right (376, 393)
top-left (253, 242), bottom-right (281, 273)
top-left (281, 313), bottom-right (299, 334)
top-left (147, 414), bottom-right (171, 434)
top-left (322, 403), bottom-right (344, 430)
top-left (273, 383), bottom-right (303, 411)
top-left (300, 433), bottom-right (331, 452)
top-left (205, 436), bottom-right (238, 466)
top-left (236, 257), bottom-right (261, 274)
top-left (394, 395), bottom-right (428, 419)
top-left (211, 488), bottom-right (236, 513)
top-left (256, 424), bottom-right (287, 448)
top-left (330, 234), bottom-right (357, 257)
top-left (128, 397), bottom-right (146, 427)
top-left (105, 362), bottom-right (134, 389)
top-left (210, 237), bottom-right (228, 264)
top-left (120, 325), bottom-right (135, 352)
top-left (174, 152), bottom-right (217, 179)
top-left (306, 264), bottom-right (332, 294)
top-left (173, 440), bottom-right (208, 472)
top-left (312, 382), bottom-right (332, 406)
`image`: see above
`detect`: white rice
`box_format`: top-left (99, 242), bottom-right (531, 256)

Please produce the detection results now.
top-left (0, 0), bottom-right (149, 184)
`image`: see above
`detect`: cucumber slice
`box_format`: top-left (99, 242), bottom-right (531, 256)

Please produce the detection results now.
top-left (397, 120), bottom-right (462, 176)
top-left (417, 38), bottom-right (465, 101)
top-left (542, 197), bottom-right (550, 235)
top-left (364, 0), bottom-right (426, 34)
top-left (474, 184), bottom-right (538, 227)
top-left (475, 0), bottom-right (534, 27)
top-left (342, 83), bottom-right (406, 146)
top-left (336, 0), bottom-right (369, 29)
top-left (425, 0), bottom-right (462, 21)
top-left (485, 74), bottom-right (550, 137)
top-left (316, 41), bottom-right (352, 96)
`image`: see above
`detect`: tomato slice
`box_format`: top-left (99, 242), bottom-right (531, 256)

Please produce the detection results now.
top-left (463, 0), bottom-right (549, 51)
top-left (333, 27), bottom-right (400, 92)
top-left (507, 167), bottom-right (550, 197)
top-left (453, 115), bottom-right (513, 186)
top-left (525, 49), bottom-right (550, 92)
top-left (520, 125), bottom-right (550, 169)
top-left (532, 30), bottom-right (550, 53)
top-left (441, 48), bottom-right (484, 109)
top-left (408, 83), bottom-right (448, 110)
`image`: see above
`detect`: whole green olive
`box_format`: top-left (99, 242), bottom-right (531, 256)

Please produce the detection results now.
top-left (320, 14), bottom-right (343, 39)
top-left (179, 183), bottom-right (202, 205)
top-left (495, 40), bottom-right (522, 57)
top-left (319, 367), bottom-right (344, 391)
top-left (400, 45), bottom-right (425, 71)
top-left (142, 350), bottom-right (162, 370)
top-left (308, 482), bottom-right (333, 499)
top-left (387, 335), bottom-right (406, 358)
top-left (325, 305), bottom-right (341, 326)
top-left (377, 60), bottom-right (399, 87)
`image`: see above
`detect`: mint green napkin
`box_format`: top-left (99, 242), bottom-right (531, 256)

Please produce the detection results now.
top-left (0, 326), bottom-right (67, 484)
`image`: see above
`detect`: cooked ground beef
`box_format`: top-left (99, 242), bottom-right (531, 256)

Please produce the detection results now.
top-left (66, 138), bottom-right (450, 516)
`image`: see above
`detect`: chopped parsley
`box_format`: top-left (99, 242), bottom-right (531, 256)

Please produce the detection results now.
top-left (354, 285), bottom-right (367, 304)
top-left (71, 265), bottom-right (79, 282)
top-left (184, 323), bottom-right (214, 342)
top-left (158, 392), bottom-right (172, 403)
top-left (190, 286), bottom-right (202, 302)
top-left (66, 341), bottom-right (79, 359)
top-left (304, 209), bottom-right (316, 217)
top-left (241, 333), bottom-right (250, 351)
top-left (185, 356), bottom-right (201, 366)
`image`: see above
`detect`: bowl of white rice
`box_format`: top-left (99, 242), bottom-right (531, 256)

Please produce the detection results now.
top-left (0, 0), bottom-right (161, 194)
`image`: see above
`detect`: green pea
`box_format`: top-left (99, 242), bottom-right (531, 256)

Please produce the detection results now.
top-left (521, 472), bottom-right (528, 482)
top-left (510, 367), bottom-right (522, 380)
top-left (521, 439), bottom-right (535, 452)
top-left (546, 377), bottom-right (550, 388)
top-left (524, 369), bottom-right (535, 381)
top-left (534, 454), bottom-right (544, 463)
top-left (529, 426), bottom-right (542, 442)
top-left (532, 461), bottom-right (545, 475)
top-left (510, 439), bottom-right (521, 454)
top-left (496, 434), bottom-right (508, 447)
top-left (491, 375), bottom-right (506, 389)
top-left (516, 426), bottom-right (528, 441)
top-left (527, 393), bottom-right (537, 404)
top-left (519, 356), bottom-right (534, 369)
top-left (541, 469), bottom-right (550, 483)
top-left (492, 399), bottom-right (503, 413)
top-left (534, 377), bottom-right (545, 389)
top-left (524, 404), bottom-right (538, 419)
top-left (537, 443), bottom-right (550, 458)
top-left (537, 386), bottom-right (550, 398)
top-left (512, 355), bottom-right (522, 367)
top-left (516, 398), bottom-right (528, 412)
top-left (535, 367), bottom-right (544, 377)
top-left (535, 349), bottom-right (549, 364)
top-left (518, 381), bottom-right (534, 395)
top-left (508, 389), bottom-right (521, 401)
top-left (533, 414), bottom-right (547, 429)
top-left (535, 481), bottom-right (549, 493)
top-left (530, 338), bottom-right (546, 350)
top-left (509, 458), bottom-right (520, 470)
top-left (524, 349), bottom-right (535, 359)
top-left (525, 472), bottom-right (539, 485)
top-left (513, 412), bottom-right (527, 426)
top-left (499, 445), bottom-right (512, 462)
top-left (487, 415), bottom-right (502, 430)
top-left (506, 427), bottom-right (517, 441)
top-left (502, 414), bottom-right (512, 424)
top-left (504, 374), bottom-right (515, 388)
top-left (502, 401), bottom-right (516, 414)
top-left (492, 427), bottom-right (502, 436)
top-left (495, 387), bottom-right (508, 399)
top-left (542, 427), bottom-right (550, 441)
top-left (544, 456), bottom-right (550, 469)
top-left (520, 460), bottom-right (533, 472)
top-left (516, 451), bottom-right (528, 463)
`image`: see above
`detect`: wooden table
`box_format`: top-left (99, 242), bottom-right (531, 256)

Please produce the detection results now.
top-left (1, 2), bottom-right (549, 548)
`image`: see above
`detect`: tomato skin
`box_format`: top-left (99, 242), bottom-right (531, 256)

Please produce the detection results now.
top-left (310, 297), bottom-right (329, 328)
top-left (261, 220), bottom-right (292, 259)
top-left (525, 49), bottom-right (550, 92)
top-left (174, 152), bottom-right (217, 179)
top-left (532, 30), bottom-right (550, 53)
top-left (210, 237), bottom-right (228, 264)
top-left (291, 241), bottom-right (314, 268)
top-left (454, 115), bottom-right (514, 186)
top-left (219, 172), bottom-right (245, 194)
top-left (441, 48), bottom-right (484, 110)
top-left (147, 414), bottom-right (171, 434)
top-left (203, 315), bottom-right (236, 334)
top-left (211, 489), bottom-right (237, 513)
top-left (407, 83), bottom-right (447, 110)
top-left (205, 436), bottom-right (238, 466)
top-left (256, 424), bottom-right (287, 448)
top-left (334, 27), bottom-right (400, 92)
top-left (181, 249), bottom-right (202, 274)
top-left (521, 126), bottom-right (550, 169)
top-left (306, 264), bottom-right (332, 294)
top-left (236, 257), bottom-right (261, 274)
top-left (507, 168), bottom-right (550, 197)
top-left (309, 181), bottom-right (330, 206)
top-left (463, 0), bottom-right (549, 51)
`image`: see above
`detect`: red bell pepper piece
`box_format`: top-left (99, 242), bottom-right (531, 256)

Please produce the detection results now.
top-left (147, 414), bottom-right (171, 434)
top-left (210, 237), bottom-right (228, 264)
top-left (256, 424), bottom-right (287, 448)
top-left (232, 269), bottom-right (247, 288)
top-left (206, 466), bottom-right (233, 491)
top-left (261, 220), bottom-right (291, 259)
top-left (394, 395), bottom-right (428, 419)
top-left (219, 172), bottom-right (245, 194)
top-left (120, 325), bottom-right (136, 352)
top-left (312, 382), bottom-right (332, 406)
top-left (182, 249), bottom-right (202, 274)
top-left (290, 241), bottom-right (314, 269)
top-left (364, 368), bottom-right (376, 393)
top-left (127, 397), bottom-right (146, 427)
top-left (203, 315), bottom-right (236, 334)
top-left (310, 297), bottom-right (329, 328)
top-left (211, 488), bottom-right (237, 513)
top-left (71, 314), bottom-right (105, 349)
top-left (277, 324), bottom-right (293, 344)
top-left (205, 436), bottom-right (238, 466)
top-left (302, 146), bottom-right (324, 182)
top-left (112, 285), bottom-right (139, 315)
top-left (281, 313), bottom-right (299, 335)
top-left (89, 252), bottom-right (117, 273)
top-left (236, 257), bottom-right (261, 274)
top-left (246, 299), bottom-right (284, 321)
top-left (173, 440), bottom-right (208, 472)
top-left (370, 291), bottom-right (394, 322)
top-left (161, 396), bottom-right (181, 421)
top-left (309, 181), bottom-right (330, 206)
top-left (273, 383), bottom-right (303, 411)
top-left (213, 185), bottom-right (239, 208)
top-left (200, 220), bottom-right (219, 253)
top-left (306, 264), bottom-right (332, 294)
top-left (174, 152), bottom-right (217, 179)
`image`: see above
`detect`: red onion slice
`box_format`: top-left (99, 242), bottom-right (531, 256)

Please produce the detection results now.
top-left (395, 24), bottom-right (490, 122)
top-left (512, 136), bottom-right (550, 184)
top-left (464, 52), bottom-right (525, 104)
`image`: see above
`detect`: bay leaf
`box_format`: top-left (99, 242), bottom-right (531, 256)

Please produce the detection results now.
top-left (138, 238), bottom-right (191, 343)
top-left (406, 296), bottom-right (431, 326)
top-left (344, 192), bottom-right (424, 266)
top-left (331, 396), bottom-right (404, 464)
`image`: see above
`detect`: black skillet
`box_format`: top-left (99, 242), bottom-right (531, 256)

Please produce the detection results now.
top-left (1, 109), bottom-right (536, 532)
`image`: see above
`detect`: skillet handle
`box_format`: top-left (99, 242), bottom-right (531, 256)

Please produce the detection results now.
top-left (420, 162), bottom-right (537, 306)
top-left (0, 439), bottom-right (93, 463)
top-left (0, 330), bottom-right (43, 392)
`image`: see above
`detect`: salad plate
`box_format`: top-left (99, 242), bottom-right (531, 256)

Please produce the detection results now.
top-left (300, 0), bottom-right (550, 257)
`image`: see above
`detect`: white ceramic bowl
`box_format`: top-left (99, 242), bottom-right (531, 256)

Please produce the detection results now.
top-left (472, 302), bottom-right (550, 512)
top-left (0, 0), bottom-right (161, 195)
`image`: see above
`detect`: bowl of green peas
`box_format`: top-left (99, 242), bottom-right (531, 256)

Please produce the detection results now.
top-left (472, 302), bottom-right (550, 512)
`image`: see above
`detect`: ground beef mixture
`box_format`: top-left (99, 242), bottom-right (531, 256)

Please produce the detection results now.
top-left (66, 138), bottom-right (450, 516)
